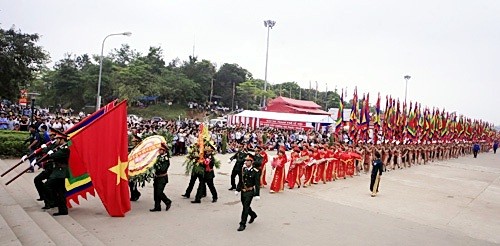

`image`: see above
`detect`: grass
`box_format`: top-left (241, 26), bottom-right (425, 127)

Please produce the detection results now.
top-left (127, 103), bottom-right (189, 120)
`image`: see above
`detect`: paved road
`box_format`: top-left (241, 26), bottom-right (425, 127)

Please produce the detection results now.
top-left (1, 151), bottom-right (499, 245)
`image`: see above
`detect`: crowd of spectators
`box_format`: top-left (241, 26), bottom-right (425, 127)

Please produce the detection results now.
top-left (0, 101), bottom-right (82, 132)
top-left (2, 99), bottom-right (331, 157)
top-left (128, 116), bottom-right (330, 156)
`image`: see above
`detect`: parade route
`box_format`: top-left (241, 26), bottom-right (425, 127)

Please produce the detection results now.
top-left (1, 151), bottom-right (499, 246)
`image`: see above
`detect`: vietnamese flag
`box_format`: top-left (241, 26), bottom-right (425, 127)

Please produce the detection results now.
top-left (69, 100), bottom-right (130, 217)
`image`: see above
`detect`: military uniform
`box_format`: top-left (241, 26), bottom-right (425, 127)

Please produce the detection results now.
top-left (370, 157), bottom-right (384, 197)
top-left (44, 144), bottom-right (70, 215)
top-left (236, 158), bottom-right (260, 231)
top-left (182, 166), bottom-right (205, 199)
top-left (229, 150), bottom-right (248, 190)
top-left (34, 144), bottom-right (55, 202)
top-left (193, 154), bottom-right (218, 203)
top-left (129, 136), bottom-right (142, 201)
top-left (150, 152), bottom-right (172, 211)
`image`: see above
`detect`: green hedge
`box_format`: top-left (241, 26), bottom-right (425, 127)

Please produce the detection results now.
top-left (0, 130), bottom-right (30, 158)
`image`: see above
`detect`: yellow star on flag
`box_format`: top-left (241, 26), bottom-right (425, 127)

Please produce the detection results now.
top-left (109, 157), bottom-right (128, 185)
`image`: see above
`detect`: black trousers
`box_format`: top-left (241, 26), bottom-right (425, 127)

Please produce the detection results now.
top-left (195, 176), bottom-right (217, 201)
top-left (153, 176), bottom-right (171, 209)
top-left (473, 150), bottom-right (478, 158)
top-left (240, 191), bottom-right (257, 226)
top-left (370, 172), bottom-right (381, 193)
top-left (185, 172), bottom-right (205, 197)
top-left (230, 169), bottom-right (242, 189)
top-left (34, 170), bottom-right (51, 200)
top-left (129, 181), bottom-right (141, 201)
top-left (45, 178), bottom-right (67, 213)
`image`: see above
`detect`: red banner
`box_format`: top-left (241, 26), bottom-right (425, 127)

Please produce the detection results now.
top-left (260, 119), bottom-right (309, 130)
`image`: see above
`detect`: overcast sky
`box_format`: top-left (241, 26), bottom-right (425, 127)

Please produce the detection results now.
top-left (2, 0), bottom-right (499, 124)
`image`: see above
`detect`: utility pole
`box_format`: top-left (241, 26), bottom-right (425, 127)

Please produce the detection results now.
top-left (231, 81), bottom-right (235, 111)
top-left (325, 83), bottom-right (328, 109)
top-left (315, 81), bottom-right (318, 101)
top-left (209, 77), bottom-right (214, 102)
top-left (309, 81), bottom-right (312, 100)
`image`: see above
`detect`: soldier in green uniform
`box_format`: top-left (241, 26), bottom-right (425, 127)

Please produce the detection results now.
top-left (33, 129), bottom-right (57, 203)
top-left (191, 146), bottom-right (218, 203)
top-left (129, 135), bottom-right (142, 201)
top-left (235, 155), bottom-right (261, 232)
top-left (228, 144), bottom-right (247, 190)
top-left (41, 130), bottom-right (70, 216)
top-left (252, 146), bottom-right (264, 170)
top-left (150, 143), bottom-right (172, 212)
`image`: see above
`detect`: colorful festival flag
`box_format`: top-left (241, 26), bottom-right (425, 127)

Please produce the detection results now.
top-left (335, 89), bottom-right (344, 134)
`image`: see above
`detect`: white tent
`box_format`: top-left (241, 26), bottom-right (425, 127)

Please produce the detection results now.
top-left (227, 110), bottom-right (334, 131)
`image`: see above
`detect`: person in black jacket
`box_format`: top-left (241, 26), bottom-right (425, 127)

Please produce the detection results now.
top-left (150, 143), bottom-right (172, 212)
top-left (42, 130), bottom-right (70, 216)
top-left (370, 151), bottom-right (384, 197)
top-left (235, 155), bottom-right (260, 232)
top-left (228, 144), bottom-right (247, 190)
top-left (129, 135), bottom-right (142, 201)
top-left (192, 146), bottom-right (218, 203)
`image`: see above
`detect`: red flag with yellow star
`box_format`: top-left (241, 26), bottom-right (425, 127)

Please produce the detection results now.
top-left (68, 100), bottom-right (130, 217)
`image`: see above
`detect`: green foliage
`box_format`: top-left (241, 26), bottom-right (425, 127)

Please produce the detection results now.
top-left (127, 103), bottom-right (188, 120)
top-left (214, 63), bottom-right (252, 108)
top-left (0, 131), bottom-right (30, 158)
top-left (129, 164), bottom-right (156, 188)
top-left (0, 27), bottom-right (49, 101)
top-left (236, 79), bottom-right (275, 110)
top-left (3, 27), bottom-right (345, 112)
top-left (183, 134), bottom-right (220, 175)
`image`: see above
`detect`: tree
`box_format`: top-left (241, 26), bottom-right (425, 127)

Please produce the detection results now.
top-left (180, 56), bottom-right (216, 102)
top-left (214, 63), bottom-right (251, 109)
top-left (0, 27), bottom-right (49, 100)
top-left (46, 54), bottom-right (87, 109)
top-left (237, 79), bottom-right (275, 110)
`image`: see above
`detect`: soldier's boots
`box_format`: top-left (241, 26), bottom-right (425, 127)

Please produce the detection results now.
top-left (53, 211), bottom-right (68, 216)
top-left (237, 225), bottom-right (246, 231)
top-left (130, 191), bottom-right (141, 201)
top-left (249, 214), bottom-right (257, 224)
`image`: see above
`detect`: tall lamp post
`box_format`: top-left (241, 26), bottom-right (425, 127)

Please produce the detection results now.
top-left (404, 75), bottom-right (411, 104)
top-left (262, 20), bottom-right (276, 107)
top-left (96, 32), bottom-right (132, 110)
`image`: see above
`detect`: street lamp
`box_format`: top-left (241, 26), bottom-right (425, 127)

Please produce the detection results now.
top-left (262, 20), bottom-right (276, 107)
top-left (96, 32), bottom-right (132, 110)
top-left (404, 75), bottom-right (411, 104)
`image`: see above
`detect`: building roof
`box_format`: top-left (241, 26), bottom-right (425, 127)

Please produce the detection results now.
top-left (287, 106), bottom-right (331, 115)
top-left (269, 96), bottom-right (322, 109)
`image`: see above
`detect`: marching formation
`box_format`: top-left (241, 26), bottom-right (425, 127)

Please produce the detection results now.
top-left (226, 141), bottom-right (492, 197)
